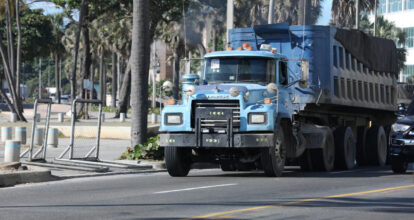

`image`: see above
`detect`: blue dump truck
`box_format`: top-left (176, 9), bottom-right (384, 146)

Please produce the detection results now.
top-left (159, 23), bottom-right (398, 177)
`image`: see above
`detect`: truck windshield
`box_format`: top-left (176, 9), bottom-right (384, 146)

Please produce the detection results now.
top-left (204, 57), bottom-right (275, 84)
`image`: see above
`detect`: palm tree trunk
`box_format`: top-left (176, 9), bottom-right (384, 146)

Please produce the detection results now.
top-left (131, 0), bottom-right (150, 146)
top-left (90, 59), bottom-right (95, 100)
top-left (173, 51), bottom-right (180, 100)
top-left (71, 0), bottom-right (87, 101)
top-left (115, 59), bottom-right (131, 118)
top-left (6, 0), bottom-right (15, 79)
top-left (111, 51), bottom-right (117, 108)
top-left (57, 57), bottom-right (62, 104)
top-left (55, 53), bottom-right (60, 103)
top-left (15, 0), bottom-right (22, 99)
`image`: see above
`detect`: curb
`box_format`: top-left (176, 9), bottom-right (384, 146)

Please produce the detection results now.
top-left (0, 166), bottom-right (56, 187)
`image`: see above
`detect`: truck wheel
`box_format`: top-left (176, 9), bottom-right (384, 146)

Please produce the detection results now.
top-left (334, 127), bottom-right (356, 170)
top-left (356, 126), bottom-right (369, 165)
top-left (391, 158), bottom-right (408, 174)
top-left (366, 126), bottom-right (387, 166)
top-left (299, 150), bottom-right (313, 171)
top-left (311, 130), bottom-right (335, 172)
top-left (220, 163), bottom-right (236, 171)
top-left (261, 128), bottom-right (286, 177)
top-left (165, 147), bottom-right (192, 177)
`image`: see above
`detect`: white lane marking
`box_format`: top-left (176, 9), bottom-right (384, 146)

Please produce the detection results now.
top-left (153, 183), bottom-right (238, 194)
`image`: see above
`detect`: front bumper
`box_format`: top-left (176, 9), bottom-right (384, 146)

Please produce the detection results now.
top-left (160, 133), bottom-right (274, 148)
top-left (389, 137), bottom-right (414, 161)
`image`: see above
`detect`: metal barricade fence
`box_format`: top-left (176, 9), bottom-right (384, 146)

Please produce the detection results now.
top-left (20, 98), bottom-right (109, 172)
top-left (20, 98), bottom-right (52, 161)
top-left (55, 99), bottom-right (144, 169)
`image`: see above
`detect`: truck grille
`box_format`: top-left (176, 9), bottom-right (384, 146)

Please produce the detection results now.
top-left (192, 100), bottom-right (240, 132)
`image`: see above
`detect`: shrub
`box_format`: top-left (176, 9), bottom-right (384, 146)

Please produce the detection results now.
top-left (120, 135), bottom-right (164, 160)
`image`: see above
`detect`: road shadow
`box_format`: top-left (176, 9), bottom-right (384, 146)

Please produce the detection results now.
top-left (188, 166), bottom-right (412, 179)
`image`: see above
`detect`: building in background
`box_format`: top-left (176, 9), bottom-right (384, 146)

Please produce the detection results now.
top-left (376, 0), bottom-right (414, 82)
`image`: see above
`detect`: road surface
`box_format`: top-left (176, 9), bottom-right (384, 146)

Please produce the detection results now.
top-left (0, 166), bottom-right (413, 219)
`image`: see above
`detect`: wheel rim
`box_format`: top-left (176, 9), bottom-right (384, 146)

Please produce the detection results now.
top-left (275, 133), bottom-right (285, 166)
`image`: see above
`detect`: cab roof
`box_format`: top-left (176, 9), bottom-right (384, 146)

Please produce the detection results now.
top-left (204, 50), bottom-right (286, 59)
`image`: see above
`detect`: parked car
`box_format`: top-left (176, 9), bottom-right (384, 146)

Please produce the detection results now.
top-left (389, 101), bottom-right (414, 173)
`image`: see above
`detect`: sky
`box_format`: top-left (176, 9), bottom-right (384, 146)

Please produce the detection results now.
top-left (317, 0), bottom-right (333, 25)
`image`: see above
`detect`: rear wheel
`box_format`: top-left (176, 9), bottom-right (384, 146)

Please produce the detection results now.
top-left (356, 126), bottom-right (369, 165)
top-left (334, 127), bottom-right (356, 170)
top-left (391, 158), bottom-right (408, 174)
top-left (311, 129), bottom-right (335, 171)
top-left (366, 126), bottom-right (387, 166)
top-left (261, 128), bottom-right (286, 177)
top-left (165, 147), bottom-right (192, 177)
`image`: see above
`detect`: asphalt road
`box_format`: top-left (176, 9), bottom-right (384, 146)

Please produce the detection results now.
top-left (0, 166), bottom-right (413, 220)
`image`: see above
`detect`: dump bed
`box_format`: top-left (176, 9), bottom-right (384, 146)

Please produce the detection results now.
top-left (228, 23), bottom-right (398, 112)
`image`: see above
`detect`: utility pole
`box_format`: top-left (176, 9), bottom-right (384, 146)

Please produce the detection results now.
top-left (374, 0), bottom-right (377, 36)
top-left (38, 58), bottom-right (42, 99)
top-left (226, 0), bottom-right (234, 45)
top-left (356, 0), bottom-right (360, 30)
top-left (268, 0), bottom-right (275, 24)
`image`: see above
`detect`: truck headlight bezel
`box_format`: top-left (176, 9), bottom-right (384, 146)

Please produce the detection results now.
top-left (165, 113), bottom-right (183, 125)
top-left (391, 123), bottom-right (410, 133)
top-left (248, 113), bottom-right (267, 124)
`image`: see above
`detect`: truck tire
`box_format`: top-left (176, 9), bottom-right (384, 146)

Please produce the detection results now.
top-left (356, 126), bottom-right (369, 165)
top-left (261, 127), bottom-right (286, 177)
top-left (366, 126), bottom-right (387, 166)
top-left (165, 147), bottom-right (192, 177)
top-left (299, 150), bottom-right (313, 171)
top-left (311, 129), bottom-right (335, 172)
top-left (334, 127), bottom-right (356, 170)
top-left (391, 158), bottom-right (408, 174)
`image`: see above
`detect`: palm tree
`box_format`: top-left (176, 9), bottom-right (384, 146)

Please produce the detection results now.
top-left (0, 0), bottom-right (26, 121)
top-left (331, 0), bottom-right (376, 28)
top-left (50, 13), bottom-right (65, 104)
top-left (131, 0), bottom-right (150, 146)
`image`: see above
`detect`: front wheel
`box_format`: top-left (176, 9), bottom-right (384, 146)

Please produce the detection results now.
top-left (165, 147), bottom-right (192, 177)
top-left (261, 128), bottom-right (286, 177)
top-left (366, 126), bottom-right (387, 166)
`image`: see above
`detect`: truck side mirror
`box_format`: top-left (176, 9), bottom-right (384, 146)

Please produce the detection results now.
top-left (299, 59), bottom-right (309, 88)
top-left (267, 83), bottom-right (278, 94)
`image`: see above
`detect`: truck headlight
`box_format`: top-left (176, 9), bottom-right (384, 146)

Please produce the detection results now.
top-left (248, 113), bottom-right (267, 124)
top-left (165, 113), bottom-right (183, 125)
top-left (391, 123), bottom-right (410, 132)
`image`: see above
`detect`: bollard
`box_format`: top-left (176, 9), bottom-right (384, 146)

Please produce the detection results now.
top-left (33, 128), bottom-right (43, 146)
top-left (15, 127), bottom-right (27, 145)
top-left (1, 127), bottom-right (12, 143)
top-left (10, 113), bottom-right (17, 123)
top-left (4, 140), bottom-right (21, 162)
top-left (101, 113), bottom-right (105, 122)
top-left (35, 113), bottom-right (41, 122)
top-left (58, 113), bottom-right (64, 123)
top-left (120, 113), bottom-right (126, 122)
top-left (47, 128), bottom-right (59, 148)
top-left (151, 113), bottom-right (158, 124)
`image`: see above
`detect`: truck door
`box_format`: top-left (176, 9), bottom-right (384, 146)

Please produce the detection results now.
top-left (277, 60), bottom-right (292, 117)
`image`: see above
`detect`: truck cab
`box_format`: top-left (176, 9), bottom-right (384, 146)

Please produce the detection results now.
top-left (160, 45), bottom-right (299, 177)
